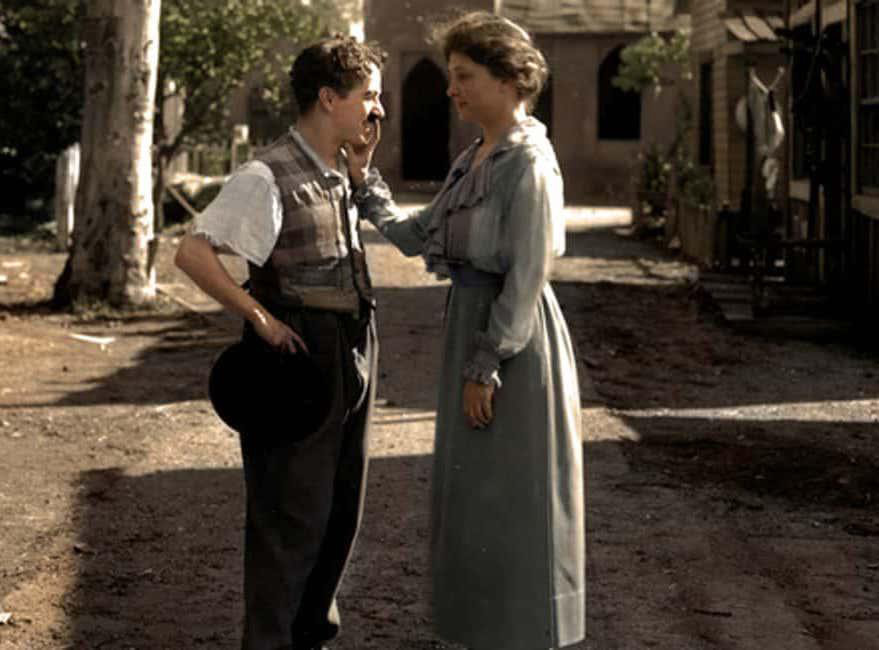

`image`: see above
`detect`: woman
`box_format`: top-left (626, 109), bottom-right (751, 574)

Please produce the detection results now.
top-left (348, 11), bottom-right (584, 650)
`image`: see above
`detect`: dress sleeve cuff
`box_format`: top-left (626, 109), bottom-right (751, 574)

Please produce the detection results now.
top-left (352, 167), bottom-right (392, 209)
top-left (462, 344), bottom-right (502, 388)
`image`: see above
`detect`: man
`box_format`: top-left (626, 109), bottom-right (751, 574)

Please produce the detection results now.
top-left (174, 36), bottom-right (386, 650)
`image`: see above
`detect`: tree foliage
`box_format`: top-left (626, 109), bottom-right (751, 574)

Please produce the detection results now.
top-left (620, 33), bottom-right (715, 213)
top-left (0, 0), bottom-right (85, 221)
top-left (152, 0), bottom-right (343, 227)
top-left (156, 0), bottom-right (345, 158)
top-left (1, 0), bottom-right (349, 223)
top-left (612, 30), bottom-right (690, 94)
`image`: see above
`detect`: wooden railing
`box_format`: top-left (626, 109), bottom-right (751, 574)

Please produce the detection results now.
top-left (175, 139), bottom-right (271, 176)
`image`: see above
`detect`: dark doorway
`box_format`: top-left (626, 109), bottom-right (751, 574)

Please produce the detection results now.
top-left (533, 73), bottom-right (553, 139)
top-left (402, 58), bottom-right (450, 181)
top-left (598, 45), bottom-right (641, 140)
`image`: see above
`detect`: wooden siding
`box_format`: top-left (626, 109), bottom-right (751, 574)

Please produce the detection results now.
top-left (715, 57), bottom-right (731, 205)
top-left (849, 0), bottom-right (879, 320)
top-left (691, 0), bottom-right (728, 208)
top-left (692, 0), bottom-right (728, 53)
top-left (850, 0), bottom-right (859, 199)
top-left (691, 0), bottom-right (790, 212)
top-left (499, 0), bottom-right (685, 33)
top-left (726, 59), bottom-right (746, 210)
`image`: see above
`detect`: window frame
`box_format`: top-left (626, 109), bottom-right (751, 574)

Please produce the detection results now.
top-left (857, 0), bottom-right (879, 195)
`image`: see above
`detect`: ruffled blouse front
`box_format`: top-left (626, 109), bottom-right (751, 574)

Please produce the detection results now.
top-left (420, 139), bottom-right (488, 276)
top-left (354, 117), bottom-right (566, 384)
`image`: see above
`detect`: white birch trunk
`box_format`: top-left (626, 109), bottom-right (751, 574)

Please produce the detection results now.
top-left (63, 0), bottom-right (161, 306)
top-left (54, 142), bottom-right (80, 251)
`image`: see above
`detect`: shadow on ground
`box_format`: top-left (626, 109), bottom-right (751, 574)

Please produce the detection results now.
top-left (65, 450), bottom-right (453, 649)
top-left (12, 224), bottom-right (879, 648)
top-left (15, 284), bottom-right (450, 413)
top-left (616, 415), bottom-right (879, 511)
top-left (554, 227), bottom-right (879, 411)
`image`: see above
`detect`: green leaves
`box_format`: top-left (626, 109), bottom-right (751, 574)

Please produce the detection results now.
top-left (0, 0), bottom-right (86, 218)
top-left (157, 0), bottom-right (334, 152)
top-left (0, 0), bottom-right (351, 218)
top-left (613, 30), bottom-right (690, 94)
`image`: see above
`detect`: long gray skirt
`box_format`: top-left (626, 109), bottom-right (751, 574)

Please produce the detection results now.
top-left (430, 281), bottom-right (585, 650)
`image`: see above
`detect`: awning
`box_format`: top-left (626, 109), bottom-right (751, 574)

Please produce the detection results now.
top-left (723, 11), bottom-right (783, 42)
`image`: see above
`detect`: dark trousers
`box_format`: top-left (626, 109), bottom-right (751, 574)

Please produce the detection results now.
top-left (239, 308), bottom-right (377, 650)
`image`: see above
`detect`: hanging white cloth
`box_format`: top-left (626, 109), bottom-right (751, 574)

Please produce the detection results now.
top-left (735, 67), bottom-right (785, 198)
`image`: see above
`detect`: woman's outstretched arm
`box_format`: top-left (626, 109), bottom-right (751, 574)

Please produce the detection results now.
top-left (352, 167), bottom-right (434, 256)
top-left (346, 124), bottom-right (432, 256)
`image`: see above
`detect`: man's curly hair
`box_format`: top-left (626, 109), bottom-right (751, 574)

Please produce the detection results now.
top-left (290, 35), bottom-right (388, 115)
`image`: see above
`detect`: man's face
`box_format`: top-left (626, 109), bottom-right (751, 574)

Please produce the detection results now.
top-left (331, 63), bottom-right (384, 146)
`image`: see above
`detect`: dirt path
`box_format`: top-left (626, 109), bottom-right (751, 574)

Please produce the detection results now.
top-left (1, 210), bottom-right (878, 649)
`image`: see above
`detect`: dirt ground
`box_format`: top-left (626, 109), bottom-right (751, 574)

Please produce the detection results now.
top-left (1, 207), bottom-right (879, 649)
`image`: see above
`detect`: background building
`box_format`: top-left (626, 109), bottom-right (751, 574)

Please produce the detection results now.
top-left (365, 0), bottom-right (690, 204)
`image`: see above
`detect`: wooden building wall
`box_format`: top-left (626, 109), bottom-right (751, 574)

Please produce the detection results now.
top-left (784, 0), bottom-right (849, 290)
top-left (364, 0), bottom-right (494, 195)
top-left (849, 213), bottom-right (879, 313)
top-left (691, 0), bottom-right (726, 52)
top-left (538, 33), bottom-right (681, 203)
top-left (691, 0), bottom-right (729, 205)
top-left (691, 0), bottom-right (788, 213)
top-left (365, 0), bottom-right (685, 204)
top-left (849, 0), bottom-right (879, 317)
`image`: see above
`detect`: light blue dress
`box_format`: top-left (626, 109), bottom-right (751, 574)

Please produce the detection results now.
top-left (354, 118), bottom-right (585, 650)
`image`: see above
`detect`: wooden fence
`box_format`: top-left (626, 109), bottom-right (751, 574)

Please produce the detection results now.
top-left (667, 198), bottom-right (727, 268)
top-left (175, 139), bottom-right (271, 176)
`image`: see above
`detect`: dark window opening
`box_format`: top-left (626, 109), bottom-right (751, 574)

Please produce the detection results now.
top-left (598, 45), bottom-right (641, 140)
top-left (402, 58), bottom-right (450, 181)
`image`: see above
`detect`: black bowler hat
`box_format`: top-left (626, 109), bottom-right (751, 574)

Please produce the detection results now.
top-left (208, 339), bottom-right (331, 438)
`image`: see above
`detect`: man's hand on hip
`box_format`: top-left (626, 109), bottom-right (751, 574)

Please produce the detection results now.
top-left (251, 308), bottom-right (309, 355)
top-left (174, 234), bottom-right (309, 356)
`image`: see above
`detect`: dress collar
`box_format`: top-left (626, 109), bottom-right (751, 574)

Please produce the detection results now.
top-left (448, 116), bottom-right (548, 179)
top-left (492, 116), bottom-right (547, 153)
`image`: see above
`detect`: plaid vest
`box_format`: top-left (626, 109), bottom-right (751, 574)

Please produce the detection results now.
top-left (249, 133), bottom-right (373, 314)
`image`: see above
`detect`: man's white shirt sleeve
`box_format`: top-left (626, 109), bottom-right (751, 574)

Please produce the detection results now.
top-left (191, 160), bottom-right (281, 267)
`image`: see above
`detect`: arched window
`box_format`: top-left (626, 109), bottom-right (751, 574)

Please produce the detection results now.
top-left (402, 58), bottom-right (450, 181)
top-left (598, 46), bottom-right (641, 140)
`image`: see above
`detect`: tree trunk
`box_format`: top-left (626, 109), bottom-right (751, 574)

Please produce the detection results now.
top-left (53, 0), bottom-right (161, 308)
top-left (152, 73), bottom-right (167, 234)
top-left (154, 151), bottom-right (167, 234)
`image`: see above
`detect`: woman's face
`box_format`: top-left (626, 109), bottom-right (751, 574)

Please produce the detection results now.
top-left (446, 51), bottom-right (512, 125)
